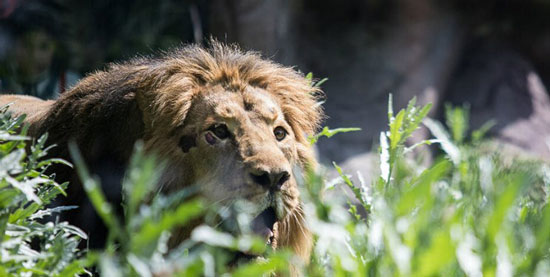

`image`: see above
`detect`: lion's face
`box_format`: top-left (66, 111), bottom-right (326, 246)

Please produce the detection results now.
top-left (129, 43), bottom-right (322, 256)
top-left (155, 84), bottom-right (302, 237)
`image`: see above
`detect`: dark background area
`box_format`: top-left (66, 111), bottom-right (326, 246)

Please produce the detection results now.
top-left (1, 0), bottom-right (550, 166)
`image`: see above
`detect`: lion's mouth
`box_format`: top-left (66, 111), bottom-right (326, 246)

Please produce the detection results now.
top-left (251, 207), bottom-right (277, 244)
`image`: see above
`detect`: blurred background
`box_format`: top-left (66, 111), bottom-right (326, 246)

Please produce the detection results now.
top-left (1, 0), bottom-right (549, 169)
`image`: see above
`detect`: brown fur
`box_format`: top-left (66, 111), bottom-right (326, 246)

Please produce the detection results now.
top-left (0, 42), bottom-right (323, 261)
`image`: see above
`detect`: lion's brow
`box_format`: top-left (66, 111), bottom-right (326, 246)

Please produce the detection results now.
top-left (242, 89), bottom-right (279, 123)
top-left (255, 106), bottom-right (278, 123)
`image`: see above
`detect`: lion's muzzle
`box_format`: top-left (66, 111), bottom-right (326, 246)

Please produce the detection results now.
top-left (249, 168), bottom-right (290, 191)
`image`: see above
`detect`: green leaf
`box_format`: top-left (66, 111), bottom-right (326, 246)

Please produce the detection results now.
top-left (122, 141), bottom-right (162, 221)
top-left (486, 174), bottom-right (525, 241)
top-left (232, 252), bottom-right (291, 277)
top-left (397, 160), bottom-right (451, 216)
top-left (472, 120), bottom-right (496, 143)
top-left (416, 230), bottom-right (455, 276)
top-left (5, 176), bottom-right (48, 204)
top-left (423, 118), bottom-right (460, 164)
top-left (132, 199), bottom-right (204, 252)
top-left (333, 162), bottom-right (370, 213)
top-left (36, 158), bottom-right (73, 169)
top-left (313, 77), bottom-right (328, 88)
top-left (389, 110), bottom-right (405, 150)
top-left (309, 126), bottom-right (361, 145)
top-left (379, 132), bottom-right (390, 183)
top-left (445, 104), bottom-right (469, 144)
top-left (0, 189), bottom-right (19, 208)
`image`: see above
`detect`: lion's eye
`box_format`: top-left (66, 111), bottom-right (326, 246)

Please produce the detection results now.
top-left (274, 126), bottom-right (287, 141)
top-left (210, 124), bottom-right (230, 139)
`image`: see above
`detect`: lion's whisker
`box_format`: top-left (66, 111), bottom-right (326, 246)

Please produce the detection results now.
top-left (292, 212), bottom-right (309, 240)
top-left (209, 195), bottom-right (235, 206)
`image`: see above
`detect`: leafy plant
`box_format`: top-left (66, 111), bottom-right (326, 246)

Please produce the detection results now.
top-left (0, 106), bottom-right (89, 276)
top-left (301, 96), bottom-right (550, 276)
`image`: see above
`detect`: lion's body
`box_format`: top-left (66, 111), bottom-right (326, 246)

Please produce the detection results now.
top-left (0, 42), bottom-right (323, 262)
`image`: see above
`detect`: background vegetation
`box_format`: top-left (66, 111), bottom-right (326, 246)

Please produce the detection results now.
top-left (0, 95), bottom-right (548, 276)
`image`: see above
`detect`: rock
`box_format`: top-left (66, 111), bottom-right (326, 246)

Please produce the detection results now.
top-left (444, 44), bottom-right (550, 160)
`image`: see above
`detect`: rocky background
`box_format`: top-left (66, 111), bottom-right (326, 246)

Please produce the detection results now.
top-left (2, 0), bottom-right (550, 168)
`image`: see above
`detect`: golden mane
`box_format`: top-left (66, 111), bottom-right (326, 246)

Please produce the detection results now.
top-left (135, 42), bottom-right (323, 148)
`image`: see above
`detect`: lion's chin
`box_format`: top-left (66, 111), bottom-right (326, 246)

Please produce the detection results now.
top-left (251, 207), bottom-right (277, 244)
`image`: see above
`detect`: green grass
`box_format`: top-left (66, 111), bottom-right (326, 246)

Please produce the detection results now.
top-left (0, 95), bottom-right (549, 276)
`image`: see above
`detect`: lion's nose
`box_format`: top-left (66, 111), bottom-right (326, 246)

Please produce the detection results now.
top-left (250, 169), bottom-right (290, 191)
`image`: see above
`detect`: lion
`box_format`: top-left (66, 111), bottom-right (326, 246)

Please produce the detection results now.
top-left (0, 42), bottom-right (323, 262)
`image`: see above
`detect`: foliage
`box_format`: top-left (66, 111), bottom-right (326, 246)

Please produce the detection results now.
top-left (0, 106), bottom-right (89, 276)
top-left (305, 72), bottom-right (328, 89)
top-left (301, 97), bottom-right (550, 276)
top-left (1, 94), bottom-right (550, 276)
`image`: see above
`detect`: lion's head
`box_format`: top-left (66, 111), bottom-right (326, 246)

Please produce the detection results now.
top-left (119, 42), bottom-right (322, 259)
top-left (15, 42), bottom-right (323, 260)
top-left (166, 82), bottom-right (313, 253)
